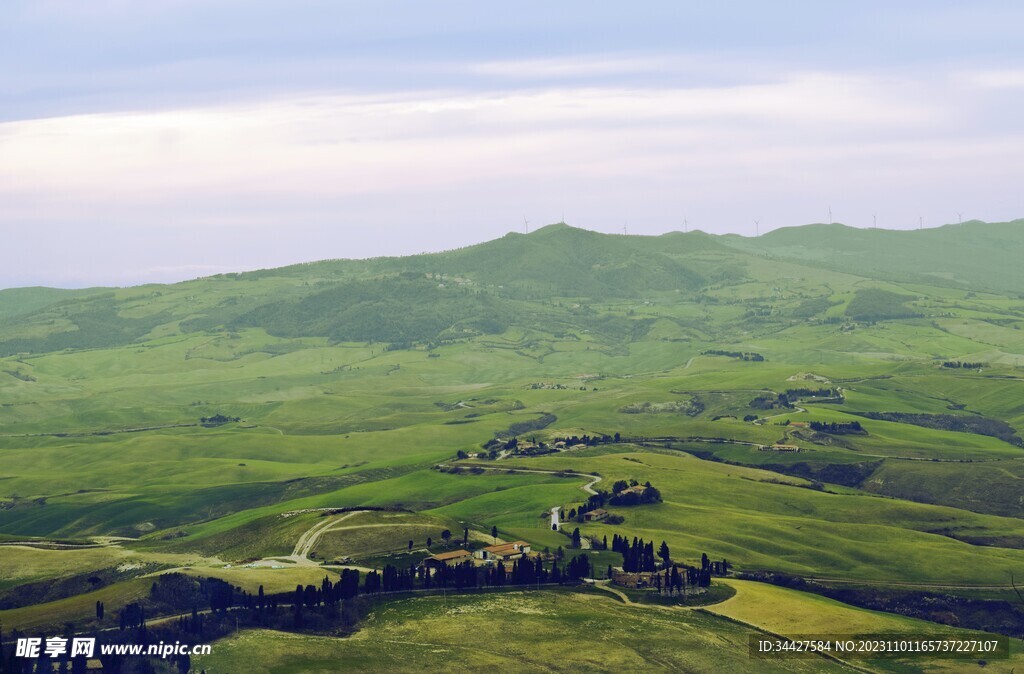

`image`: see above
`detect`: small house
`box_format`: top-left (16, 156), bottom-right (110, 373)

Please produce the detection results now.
top-left (475, 541), bottom-right (532, 562)
top-left (425, 549), bottom-right (472, 568)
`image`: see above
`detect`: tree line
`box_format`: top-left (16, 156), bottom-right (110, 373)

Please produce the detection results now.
top-left (1, 555), bottom-right (600, 673)
top-left (608, 535), bottom-right (729, 588)
top-left (808, 420), bottom-right (865, 435)
top-left (702, 349), bottom-right (765, 361)
top-left (750, 387), bottom-right (842, 410)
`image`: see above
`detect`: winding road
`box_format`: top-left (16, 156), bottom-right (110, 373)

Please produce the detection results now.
top-left (441, 463), bottom-right (603, 496)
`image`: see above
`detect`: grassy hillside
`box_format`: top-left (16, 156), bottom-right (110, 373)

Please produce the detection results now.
top-left (2, 221), bottom-right (1024, 669)
top-left (739, 220), bottom-right (1024, 295)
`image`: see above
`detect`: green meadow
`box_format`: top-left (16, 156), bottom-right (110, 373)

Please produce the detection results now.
top-left (2, 222), bottom-right (1024, 669)
top-left (194, 589), bottom-right (855, 674)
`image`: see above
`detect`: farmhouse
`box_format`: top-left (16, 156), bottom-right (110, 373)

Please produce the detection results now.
top-left (610, 568), bottom-right (659, 589)
top-left (474, 541), bottom-right (531, 562)
top-left (584, 508), bottom-right (608, 522)
top-left (425, 549), bottom-right (472, 567)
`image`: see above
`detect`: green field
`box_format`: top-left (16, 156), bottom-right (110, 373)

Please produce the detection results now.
top-left (194, 588), bottom-right (854, 673)
top-left (3, 222), bottom-right (1024, 670)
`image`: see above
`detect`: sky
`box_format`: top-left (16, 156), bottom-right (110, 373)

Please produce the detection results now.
top-left (2, 1), bottom-right (1024, 288)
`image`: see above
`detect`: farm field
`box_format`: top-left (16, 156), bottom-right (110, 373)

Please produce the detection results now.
top-left (2, 223), bottom-right (1024, 669)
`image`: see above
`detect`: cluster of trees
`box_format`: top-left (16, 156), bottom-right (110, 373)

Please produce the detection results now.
top-left (366, 566), bottom-right (413, 593)
top-left (565, 554), bottom-right (592, 581)
top-left (701, 349), bottom-right (765, 361)
top-left (608, 480), bottom-right (661, 506)
top-left (503, 413), bottom-right (558, 437)
top-left (562, 480), bottom-right (660, 510)
top-left (650, 563), bottom-right (716, 593)
top-left (750, 388), bottom-right (842, 410)
top-left (2, 551), bottom-right (611, 670)
top-left (476, 430), bottom-right (626, 459)
top-left (808, 420), bottom-right (865, 435)
top-left (608, 537), bottom-right (729, 585)
top-left (653, 566), bottom-right (690, 594)
top-left (701, 552), bottom-right (731, 576)
top-left (562, 489), bottom-right (612, 523)
top-left (942, 361), bottom-right (985, 369)
top-left (1, 369), bottom-right (35, 382)
top-left (784, 387), bottom-right (838, 400)
top-left (2, 572), bottom-right (365, 673)
top-left (611, 535), bottom-right (670, 572)
top-left (481, 415), bottom-right (562, 453)
top-left (550, 432), bottom-right (621, 446)
top-left (606, 564), bottom-right (705, 595)
top-left (749, 393), bottom-right (787, 410)
top-left (844, 288), bottom-right (920, 322)
top-left (199, 414), bottom-right (240, 426)
top-left (393, 555), bottom-right (591, 590)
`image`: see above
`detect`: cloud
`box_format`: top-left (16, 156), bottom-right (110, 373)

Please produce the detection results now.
top-left (468, 55), bottom-right (667, 79)
top-left (959, 69), bottom-right (1024, 90)
top-left (0, 72), bottom-right (949, 208)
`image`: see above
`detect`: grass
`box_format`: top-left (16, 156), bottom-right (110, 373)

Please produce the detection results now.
top-left (0, 545), bottom-right (126, 591)
top-left (311, 511), bottom-right (468, 561)
top-left (707, 579), bottom-right (950, 635)
top-left (4, 223), bottom-right (1024, 666)
top-left (193, 588), bottom-right (855, 673)
top-left (497, 450), bottom-right (1024, 585)
top-left (0, 577), bottom-right (152, 632)
top-left (705, 579), bottom-right (1024, 672)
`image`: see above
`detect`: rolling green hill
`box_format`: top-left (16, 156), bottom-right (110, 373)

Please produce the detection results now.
top-left (2, 220), bottom-right (1024, 668)
top-left (735, 220), bottom-right (1024, 295)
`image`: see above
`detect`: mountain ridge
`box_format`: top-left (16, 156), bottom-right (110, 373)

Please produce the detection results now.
top-left (1, 219), bottom-right (1022, 356)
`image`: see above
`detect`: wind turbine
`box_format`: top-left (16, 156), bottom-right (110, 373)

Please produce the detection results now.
top-left (919, 216), bottom-right (923, 230)
top-left (523, 216), bottom-right (529, 234)
top-left (957, 212), bottom-right (963, 226)
top-left (754, 219), bottom-right (760, 237)
top-left (872, 214), bottom-right (877, 229)
top-left (828, 206), bottom-right (833, 225)
top-left (683, 217), bottom-right (688, 233)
